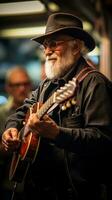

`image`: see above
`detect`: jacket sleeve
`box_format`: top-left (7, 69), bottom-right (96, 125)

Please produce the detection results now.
top-left (4, 86), bottom-right (41, 131)
top-left (55, 72), bottom-right (112, 155)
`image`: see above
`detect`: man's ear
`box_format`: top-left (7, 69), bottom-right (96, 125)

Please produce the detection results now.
top-left (72, 40), bottom-right (81, 55)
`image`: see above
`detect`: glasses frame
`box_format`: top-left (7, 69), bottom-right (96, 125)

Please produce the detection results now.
top-left (8, 81), bottom-right (31, 88)
top-left (43, 38), bottom-right (75, 50)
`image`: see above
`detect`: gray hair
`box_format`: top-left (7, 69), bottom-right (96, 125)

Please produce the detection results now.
top-left (80, 40), bottom-right (89, 55)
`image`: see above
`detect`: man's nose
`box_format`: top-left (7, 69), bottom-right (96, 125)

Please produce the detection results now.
top-left (44, 47), bottom-right (54, 56)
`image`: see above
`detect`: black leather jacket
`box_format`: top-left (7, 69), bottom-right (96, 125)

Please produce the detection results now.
top-left (5, 57), bottom-right (112, 200)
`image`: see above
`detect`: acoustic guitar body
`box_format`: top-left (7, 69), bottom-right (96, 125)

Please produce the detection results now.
top-left (9, 103), bottom-right (40, 183)
top-left (9, 131), bottom-right (40, 182)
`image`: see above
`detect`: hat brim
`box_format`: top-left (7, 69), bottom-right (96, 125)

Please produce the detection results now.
top-left (31, 27), bottom-right (95, 52)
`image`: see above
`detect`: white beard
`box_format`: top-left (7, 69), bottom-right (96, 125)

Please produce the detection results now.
top-left (45, 47), bottom-right (75, 80)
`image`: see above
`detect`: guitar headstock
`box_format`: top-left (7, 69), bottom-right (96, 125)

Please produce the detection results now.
top-left (54, 77), bottom-right (77, 104)
top-left (36, 77), bottom-right (77, 118)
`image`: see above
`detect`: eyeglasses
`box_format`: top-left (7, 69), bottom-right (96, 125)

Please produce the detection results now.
top-left (8, 81), bottom-right (31, 88)
top-left (43, 38), bottom-right (74, 50)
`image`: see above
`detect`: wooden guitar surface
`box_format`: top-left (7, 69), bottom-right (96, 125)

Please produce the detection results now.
top-left (9, 103), bottom-right (41, 182)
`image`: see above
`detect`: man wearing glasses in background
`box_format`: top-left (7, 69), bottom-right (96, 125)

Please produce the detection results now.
top-left (0, 66), bottom-right (32, 200)
top-left (2, 12), bottom-right (112, 200)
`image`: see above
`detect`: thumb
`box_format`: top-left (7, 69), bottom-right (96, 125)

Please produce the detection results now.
top-left (10, 128), bottom-right (19, 140)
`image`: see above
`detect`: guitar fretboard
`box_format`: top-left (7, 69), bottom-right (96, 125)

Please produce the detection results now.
top-left (37, 93), bottom-right (55, 119)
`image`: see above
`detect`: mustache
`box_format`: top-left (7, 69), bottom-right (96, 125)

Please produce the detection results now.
top-left (46, 55), bottom-right (57, 61)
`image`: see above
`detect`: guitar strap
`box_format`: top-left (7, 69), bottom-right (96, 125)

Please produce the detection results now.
top-left (75, 66), bottom-right (97, 83)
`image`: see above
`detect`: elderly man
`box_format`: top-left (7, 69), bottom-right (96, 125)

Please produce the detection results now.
top-left (2, 13), bottom-right (112, 200)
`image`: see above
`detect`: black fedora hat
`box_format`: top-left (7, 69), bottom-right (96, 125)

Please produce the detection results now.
top-left (32, 12), bottom-right (95, 52)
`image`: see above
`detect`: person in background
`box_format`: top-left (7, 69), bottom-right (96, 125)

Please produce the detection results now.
top-left (2, 12), bottom-right (112, 200)
top-left (0, 66), bottom-right (32, 200)
top-left (0, 66), bottom-right (32, 133)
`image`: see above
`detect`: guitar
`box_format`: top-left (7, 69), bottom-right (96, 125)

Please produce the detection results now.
top-left (9, 77), bottom-right (77, 183)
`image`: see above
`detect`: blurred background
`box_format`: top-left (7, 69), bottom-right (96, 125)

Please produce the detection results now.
top-left (0, 0), bottom-right (112, 104)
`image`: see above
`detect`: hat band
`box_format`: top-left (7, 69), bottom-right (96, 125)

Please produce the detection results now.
top-left (46, 25), bottom-right (82, 34)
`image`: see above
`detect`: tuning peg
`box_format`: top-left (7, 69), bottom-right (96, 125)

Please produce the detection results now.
top-left (66, 100), bottom-right (71, 108)
top-left (61, 103), bottom-right (67, 110)
top-left (71, 98), bottom-right (77, 105)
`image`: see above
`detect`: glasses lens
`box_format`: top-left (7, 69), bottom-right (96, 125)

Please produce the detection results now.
top-left (43, 39), bottom-right (74, 49)
top-left (50, 41), bottom-right (56, 48)
top-left (9, 82), bottom-right (30, 88)
top-left (43, 40), bottom-right (57, 49)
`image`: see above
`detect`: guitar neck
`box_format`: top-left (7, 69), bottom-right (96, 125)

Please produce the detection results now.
top-left (36, 77), bottom-right (77, 119)
top-left (37, 93), bottom-right (56, 119)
